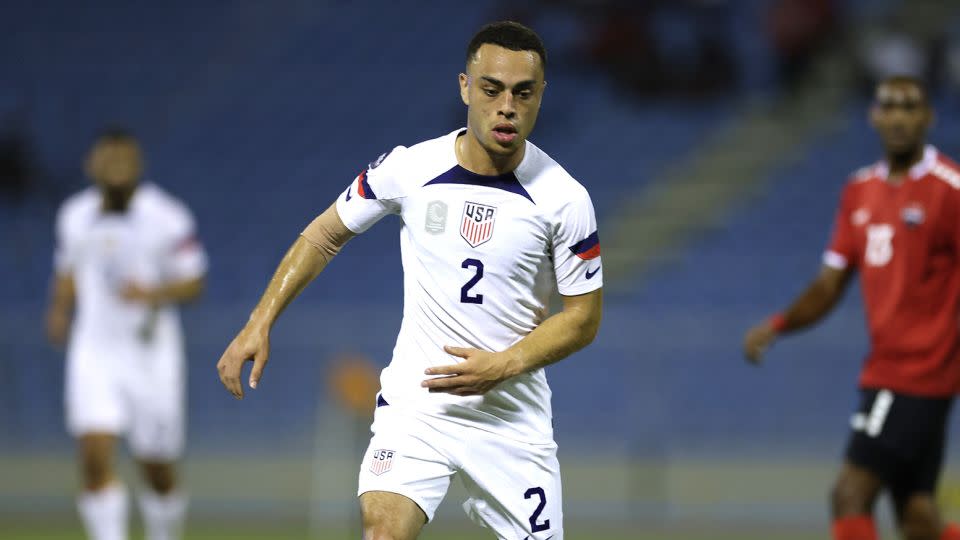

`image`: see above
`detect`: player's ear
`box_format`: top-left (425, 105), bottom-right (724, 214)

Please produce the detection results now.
top-left (459, 73), bottom-right (470, 106)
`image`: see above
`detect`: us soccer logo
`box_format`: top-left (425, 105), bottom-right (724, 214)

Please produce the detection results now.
top-left (370, 449), bottom-right (395, 476)
top-left (461, 202), bottom-right (497, 248)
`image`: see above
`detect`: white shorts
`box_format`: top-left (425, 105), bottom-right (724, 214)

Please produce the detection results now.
top-left (65, 338), bottom-right (185, 461)
top-left (357, 402), bottom-right (563, 539)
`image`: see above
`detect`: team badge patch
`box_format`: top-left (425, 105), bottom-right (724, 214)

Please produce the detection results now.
top-left (901, 203), bottom-right (925, 227)
top-left (369, 449), bottom-right (395, 476)
top-left (461, 202), bottom-right (497, 247)
top-left (852, 208), bottom-right (870, 227)
top-left (425, 200), bottom-right (448, 234)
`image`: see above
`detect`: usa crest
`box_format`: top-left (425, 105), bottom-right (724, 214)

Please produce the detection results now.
top-left (461, 202), bottom-right (497, 247)
top-left (370, 449), bottom-right (395, 476)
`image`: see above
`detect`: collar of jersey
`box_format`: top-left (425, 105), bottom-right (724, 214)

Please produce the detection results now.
top-left (424, 164), bottom-right (535, 204)
top-left (876, 145), bottom-right (938, 181)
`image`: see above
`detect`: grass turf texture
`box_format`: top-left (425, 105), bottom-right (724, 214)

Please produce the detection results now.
top-left (0, 524), bottom-right (820, 540)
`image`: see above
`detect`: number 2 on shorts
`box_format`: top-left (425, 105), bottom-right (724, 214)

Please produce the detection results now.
top-left (524, 486), bottom-right (550, 533)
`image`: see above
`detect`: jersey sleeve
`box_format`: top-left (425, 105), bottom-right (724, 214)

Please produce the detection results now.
top-left (53, 203), bottom-right (76, 276)
top-left (553, 188), bottom-right (603, 296)
top-left (163, 204), bottom-right (208, 282)
top-left (823, 183), bottom-right (858, 270)
top-left (335, 146), bottom-right (408, 234)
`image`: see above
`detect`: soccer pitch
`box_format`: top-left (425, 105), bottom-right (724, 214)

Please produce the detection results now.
top-left (3, 524), bottom-right (820, 540)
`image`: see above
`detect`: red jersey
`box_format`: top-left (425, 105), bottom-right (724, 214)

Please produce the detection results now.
top-left (825, 146), bottom-right (960, 397)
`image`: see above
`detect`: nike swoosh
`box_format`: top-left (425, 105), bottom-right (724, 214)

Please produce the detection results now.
top-left (585, 266), bottom-right (599, 279)
top-left (345, 187), bottom-right (353, 201)
top-left (523, 536), bottom-right (554, 540)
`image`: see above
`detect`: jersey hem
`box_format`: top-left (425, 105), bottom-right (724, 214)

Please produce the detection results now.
top-left (558, 280), bottom-right (603, 297)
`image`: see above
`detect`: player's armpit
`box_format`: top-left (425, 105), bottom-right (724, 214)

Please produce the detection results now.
top-left (301, 202), bottom-right (356, 261)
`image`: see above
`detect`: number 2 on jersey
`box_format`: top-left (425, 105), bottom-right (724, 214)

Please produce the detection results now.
top-left (460, 258), bottom-right (484, 304)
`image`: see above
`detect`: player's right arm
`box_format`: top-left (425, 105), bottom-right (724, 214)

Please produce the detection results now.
top-left (46, 273), bottom-right (75, 347)
top-left (47, 201), bottom-right (77, 347)
top-left (218, 147), bottom-right (406, 398)
top-left (744, 181), bottom-right (859, 364)
top-left (216, 203), bottom-right (355, 399)
top-left (743, 264), bottom-right (853, 363)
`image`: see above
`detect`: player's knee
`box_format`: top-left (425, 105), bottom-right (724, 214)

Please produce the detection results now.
top-left (80, 452), bottom-right (113, 490)
top-left (831, 478), bottom-right (872, 517)
top-left (141, 462), bottom-right (176, 494)
top-left (899, 496), bottom-right (940, 540)
top-left (362, 525), bottom-right (405, 540)
top-left (361, 510), bottom-right (398, 540)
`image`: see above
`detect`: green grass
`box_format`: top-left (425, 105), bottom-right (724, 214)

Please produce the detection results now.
top-left (1, 524), bottom-right (821, 540)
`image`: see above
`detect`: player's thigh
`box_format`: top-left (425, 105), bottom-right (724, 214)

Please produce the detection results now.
top-left (357, 405), bottom-right (456, 525)
top-left (360, 490), bottom-right (427, 540)
top-left (845, 389), bottom-right (951, 495)
top-left (459, 435), bottom-right (563, 540)
top-left (65, 345), bottom-right (129, 438)
top-left (128, 353), bottom-right (186, 462)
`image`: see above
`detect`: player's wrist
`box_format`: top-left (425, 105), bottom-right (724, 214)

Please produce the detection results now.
top-left (768, 313), bottom-right (788, 334)
top-left (499, 349), bottom-right (527, 379)
top-left (244, 313), bottom-right (273, 336)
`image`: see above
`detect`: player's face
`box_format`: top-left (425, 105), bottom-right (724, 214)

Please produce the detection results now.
top-left (459, 44), bottom-right (545, 156)
top-left (870, 83), bottom-right (932, 156)
top-left (86, 139), bottom-right (143, 192)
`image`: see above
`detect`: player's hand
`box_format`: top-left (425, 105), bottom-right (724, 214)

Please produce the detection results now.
top-left (421, 346), bottom-right (522, 396)
top-left (743, 321), bottom-right (777, 365)
top-left (217, 323), bottom-right (271, 399)
top-left (121, 282), bottom-right (159, 305)
top-left (45, 308), bottom-right (70, 347)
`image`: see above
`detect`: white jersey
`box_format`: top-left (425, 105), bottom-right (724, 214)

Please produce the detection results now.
top-left (55, 183), bottom-right (207, 353)
top-left (336, 129), bottom-right (602, 443)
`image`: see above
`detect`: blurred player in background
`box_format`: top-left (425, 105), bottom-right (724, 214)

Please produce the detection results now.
top-left (744, 77), bottom-right (960, 540)
top-left (46, 128), bottom-right (207, 540)
top-left (217, 21), bottom-right (602, 540)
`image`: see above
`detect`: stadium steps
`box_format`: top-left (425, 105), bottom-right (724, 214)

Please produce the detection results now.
top-left (598, 0), bottom-right (950, 294)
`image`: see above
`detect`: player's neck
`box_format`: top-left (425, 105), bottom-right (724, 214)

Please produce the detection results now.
top-left (456, 132), bottom-right (524, 176)
top-left (885, 145), bottom-right (925, 182)
top-left (100, 185), bottom-right (136, 213)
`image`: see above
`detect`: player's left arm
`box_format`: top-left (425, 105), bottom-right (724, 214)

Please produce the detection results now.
top-left (122, 276), bottom-right (204, 305)
top-left (422, 289), bottom-right (602, 396)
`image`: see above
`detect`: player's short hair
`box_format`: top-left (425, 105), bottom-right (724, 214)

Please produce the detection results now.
top-left (96, 126), bottom-right (137, 144)
top-left (876, 76), bottom-right (929, 105)
top-left (466, 21), bottom-right (547, 70)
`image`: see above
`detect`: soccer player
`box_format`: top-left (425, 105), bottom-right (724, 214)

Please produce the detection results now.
top-left (216, 21), bottom-right (602, 540)
top-left (46, 129), bottom-right (207, 540)
top-left (744, 77), bottom-right (960, 540)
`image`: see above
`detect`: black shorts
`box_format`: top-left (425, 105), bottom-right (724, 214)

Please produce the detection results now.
top-left (845, 388), bottom-right (954, 497)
